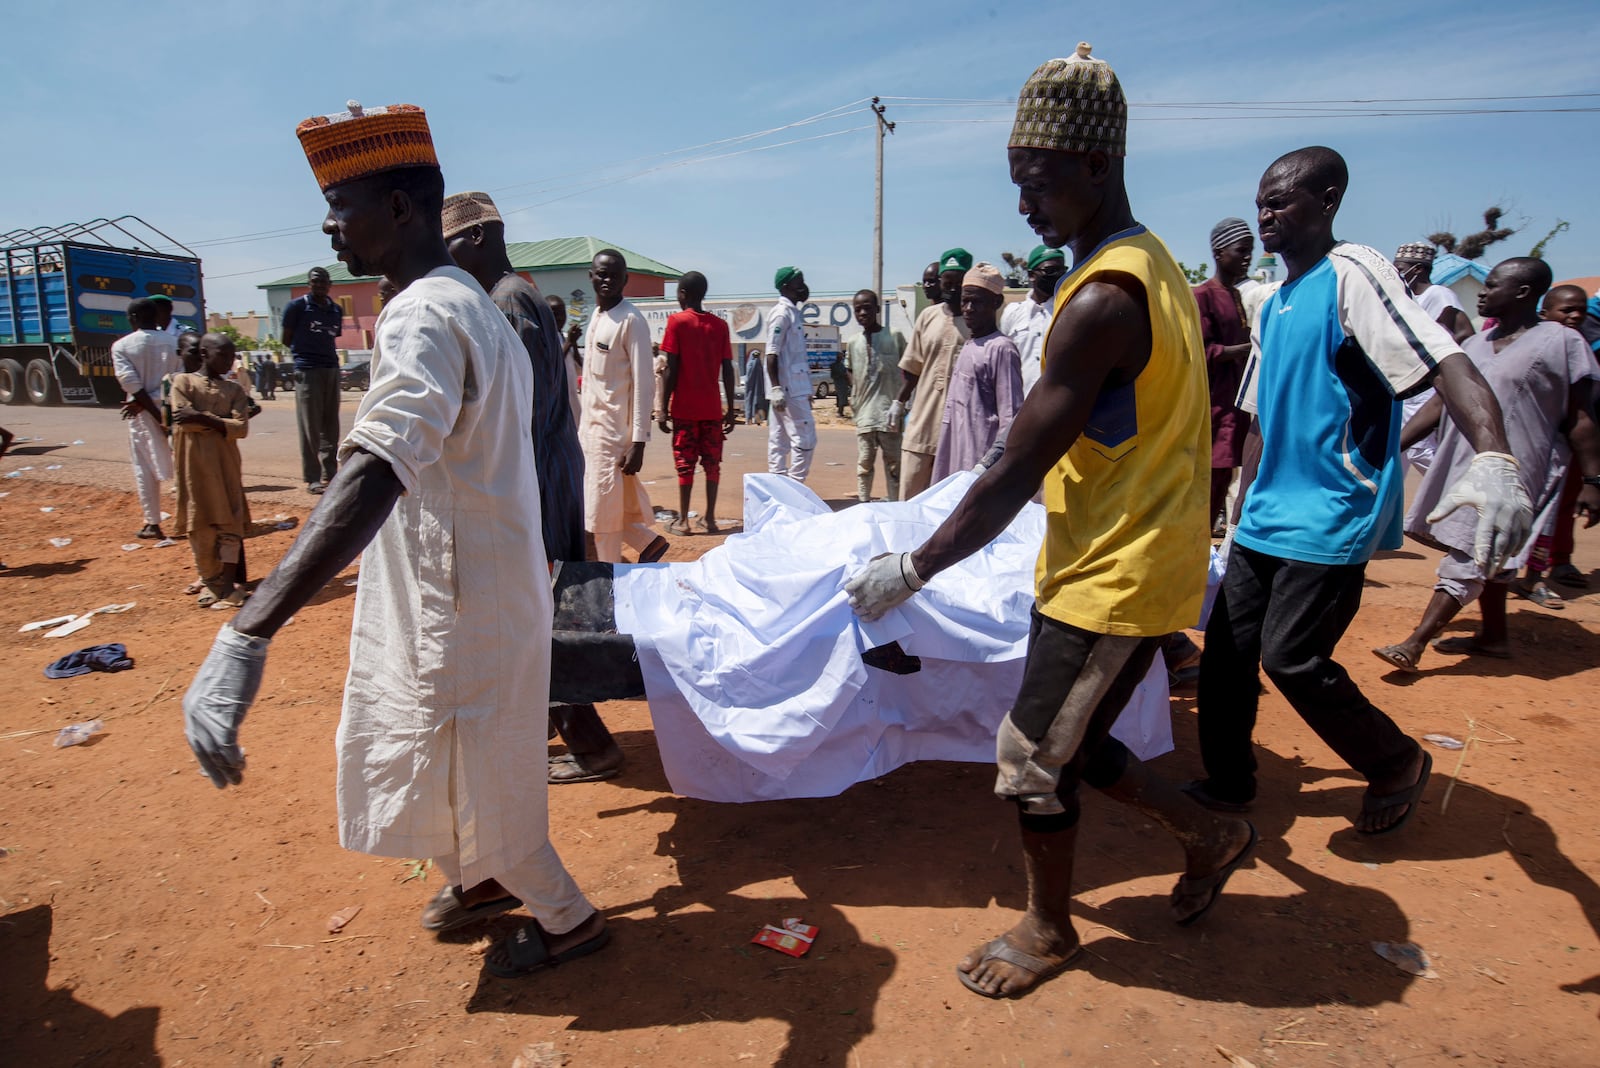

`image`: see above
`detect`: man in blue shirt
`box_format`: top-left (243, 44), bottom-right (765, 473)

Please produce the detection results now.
top-left (281, 266), bottom-right (345, 493)
top-left (1191, 146), bottom-right (1531, 835)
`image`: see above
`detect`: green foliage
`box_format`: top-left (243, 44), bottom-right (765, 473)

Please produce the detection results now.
top-left (1530, 220), bottom-right (1570, 259)
top-left (1178, 261), bottom-right (1209, 285)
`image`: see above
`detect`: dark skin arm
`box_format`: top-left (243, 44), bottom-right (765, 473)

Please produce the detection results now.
top-left (910, 276), bottom-right (1152, 579)
top-left (1438, 306), bottom-right (1475, 345)
top-left (721, 357), bottom-right (738, 434)
top-left (1427, 352), bottom-right (1512, 455)
top-left (1565, 379), bottom-right (1600, 526)
top-left (121, 389), bottom-right (163, 421)
top-left (171, 407), bottom-right (227, 434)
top-left (1230, 417), bottom-right (1263, 526)
top-left (230, 450), bottom-right (404, 640)
top-left (1399, 392), bottom-right (1445, 451)
top-left (896, 370), bottom-right (919, 405)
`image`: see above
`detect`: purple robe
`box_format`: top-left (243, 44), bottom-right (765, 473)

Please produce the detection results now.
top-left (932, 331), bottom-right (1023, 481)
top-left (1193, 277), bottom-right (1249, 468)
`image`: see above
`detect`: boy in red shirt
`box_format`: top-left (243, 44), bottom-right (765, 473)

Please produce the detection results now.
top-left (659, 271), bottom-right (738, 533)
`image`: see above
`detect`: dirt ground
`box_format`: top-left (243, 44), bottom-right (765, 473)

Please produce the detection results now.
top-left (3, 426), bottom-right (1599, 1068)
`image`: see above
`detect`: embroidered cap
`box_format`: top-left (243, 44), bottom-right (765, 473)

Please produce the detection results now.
top-left (1395, 242), bottom-right (1437, 265)
top-left (963, 262), bottom-right (1006, 295)
top-left (296, 100), bottom-right (438, 192)
top-left (1009, 43), bottom-right (1127, 157)
top-left (441, 191), bottom-right (503, 239)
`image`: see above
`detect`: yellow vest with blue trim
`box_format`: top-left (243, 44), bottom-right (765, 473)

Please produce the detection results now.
top-left (1034, 227), bottom-right (1211, 637)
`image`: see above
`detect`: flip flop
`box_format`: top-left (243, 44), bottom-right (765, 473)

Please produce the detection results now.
top-left (548, 752), bottom-right (621, 784)
top-left (955, 936), bottom-right (1083, 1000)
top-left (1357, 750), bottom-right (1432, 836)
top-left (1180, 779), bottom-right (1254, 813)
top-left (1370, 644), bottom-right (1420, 674)
top-left (1431, 635), bottom-right (1511, 659)
top-left (197, 590), bottom-right (220, 607)
top-left (419, 883), bottom-right (522, 932)
top-left (1171, 821), bottom-right (1258, 927)
top-left (664, 518), bottom-right (691, 536)
top-left (485, 916), bottom-right (610, 979)
top-left (1516, 581), bottom-right (1565, 610)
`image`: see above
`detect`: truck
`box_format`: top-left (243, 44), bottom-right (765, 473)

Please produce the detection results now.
top-left (0, 217), bottom-right (204, 406)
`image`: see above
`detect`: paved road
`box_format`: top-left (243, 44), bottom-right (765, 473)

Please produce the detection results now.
top-left (1, 396), bottom-right (866, 515)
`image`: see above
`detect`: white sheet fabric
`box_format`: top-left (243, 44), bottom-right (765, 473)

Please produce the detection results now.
top-left (334, 266), bottom-right (577, 902)
top-left (614, 471), bottom-right (1181, 803)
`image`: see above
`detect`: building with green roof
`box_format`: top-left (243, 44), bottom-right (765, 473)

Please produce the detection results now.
top-left (258, 237), bottom-right (681, 351)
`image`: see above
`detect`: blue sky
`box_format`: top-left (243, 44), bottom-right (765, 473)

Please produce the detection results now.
top-left (5, 1), bottom-right (1596, 315)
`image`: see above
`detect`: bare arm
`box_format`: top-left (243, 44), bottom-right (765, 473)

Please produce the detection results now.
top-left (231, 450), bottom-right (403, 639)
top-left (1438, 306), bottom-right (1475, 345)
top-left (658, 351), bottom-right (679, 434)
top-left (1399, 392), bottom-right (1445, 451)
top-left (896, 370), bottom-right (919, 405)
top-left (721, 357), bottom-right (737, 432)
top-left (1428, 352), bottom-right (1511, 455)
top-left (1230, 418), bottom-right (1262, 526)
top-left (909, 277), bottom-right (1151, 580)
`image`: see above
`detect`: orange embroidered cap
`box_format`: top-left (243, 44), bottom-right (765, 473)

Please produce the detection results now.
top-left (296, 101), bottom-right (438, 191)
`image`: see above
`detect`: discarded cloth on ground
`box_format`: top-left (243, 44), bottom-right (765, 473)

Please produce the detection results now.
top-left (44, 643), bottom-right (135, 679)
top-left (614, 471), bottom-right (1201, 803)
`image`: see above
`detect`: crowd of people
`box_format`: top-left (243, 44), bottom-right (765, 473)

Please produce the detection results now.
top-left (126, 42), bottom-right (1598, 1002)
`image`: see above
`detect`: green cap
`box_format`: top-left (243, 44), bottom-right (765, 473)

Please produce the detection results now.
top-left (1026, 245), bottom-right (1066, 271)
top-left (938, 248), bottom-right (972, 274)
top-left (774, 266), bottom-right (802, 290)
top-left (148, 293), bottom-right (174, 304)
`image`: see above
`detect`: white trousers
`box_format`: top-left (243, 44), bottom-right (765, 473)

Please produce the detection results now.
top-left (767, 397), bottom-right (816, 482)
top-left (127, 410), bottom-right (173, 525)
top-left (593, 525), bottom-right (659, 563)
top-left (435, 844), bottom-right (593, 937)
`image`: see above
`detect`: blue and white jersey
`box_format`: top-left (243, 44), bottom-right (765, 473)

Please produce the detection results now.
top-left (1234, 242), bottom-right (1461, 566)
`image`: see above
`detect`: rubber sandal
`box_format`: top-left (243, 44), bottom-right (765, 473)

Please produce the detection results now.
top-left (485, 916), bottom-right (610, 979)
top-left (1180, 779), bottom-right (1254, 813)
top-left (1516, 581), bottom-right (1564, 610)
top-left (1357, 751), bottom-right (1432, 836)
top-left (548, 752), bottom-right (622, 784)
top-left (955, 936), bottom-right (1082, 1000)
top-left (196, 590), bottom-right (220, 607)
top-left (419, 883), bottom-right (522, 932)
top-left (664, 518), bottom-right (691, 536)
top-left (1370, 644), bottom-right (1420, 674)
top-left (211, 589), bottom-right (249, 611)
top-left (1172, 822), bottom-right (1258, 927)
top-left (1431, 635), bottom-right (1511, 659)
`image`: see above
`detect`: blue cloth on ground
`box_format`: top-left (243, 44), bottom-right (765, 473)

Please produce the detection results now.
top-left (44, 643), bottom-right (135, 679)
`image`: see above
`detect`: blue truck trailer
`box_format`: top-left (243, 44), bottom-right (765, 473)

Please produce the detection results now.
top-left (0, 217), bottom-right (204, 406)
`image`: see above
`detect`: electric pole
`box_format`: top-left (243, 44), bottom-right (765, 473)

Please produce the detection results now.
top-left (872, 97), bottom-right (894, 301)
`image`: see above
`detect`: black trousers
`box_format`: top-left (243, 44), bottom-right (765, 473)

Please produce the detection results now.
top-left (1198, 543), bottom-right (1419, 803)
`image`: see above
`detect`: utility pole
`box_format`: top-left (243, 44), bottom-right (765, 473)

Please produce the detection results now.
top-left (871, 97), bottom-right (894, 301)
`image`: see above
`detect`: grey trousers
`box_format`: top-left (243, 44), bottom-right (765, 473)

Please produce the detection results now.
top-left (295, 367), bottom-right (340, 486)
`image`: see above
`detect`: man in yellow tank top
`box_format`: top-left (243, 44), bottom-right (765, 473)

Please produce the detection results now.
top-left (845, 45), bottom-right (1256, 1000)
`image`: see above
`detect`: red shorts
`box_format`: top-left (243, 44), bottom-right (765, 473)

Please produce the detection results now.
top-left (672, 419), bottom-right (724, 485)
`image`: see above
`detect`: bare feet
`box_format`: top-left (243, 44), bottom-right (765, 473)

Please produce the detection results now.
top-left (702, 517), bottom-right (722, 534)
top-left (956, 914), bottom-right (1081, 998)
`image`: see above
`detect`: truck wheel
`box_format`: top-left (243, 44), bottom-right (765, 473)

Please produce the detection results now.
top-left (25, 359), bottom-right (60, 405)
top-left (0, 359), bottom-right (25, 405)
top-left (815, 382), bottom-right (830, 399)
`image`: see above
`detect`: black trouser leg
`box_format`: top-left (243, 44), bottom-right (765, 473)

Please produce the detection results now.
top-left (1197, 543), bottom-right (1268, 802)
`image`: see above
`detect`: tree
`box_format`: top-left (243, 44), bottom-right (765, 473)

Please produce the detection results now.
top-left (1429, 206), bottom-right (1518, 262)
top-left (1177, 261), bottom-right (1209, 285)
top-left (998, 252), bottom-right (1028, 287)
top-left (1529, 220), bottom-right (1570, 259)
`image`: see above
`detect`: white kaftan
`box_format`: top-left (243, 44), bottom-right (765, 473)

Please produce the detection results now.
top-left (334, 266), bottom-right (575, 897)
top-left (766, 296), bottom-right (816, 481)
top-left (112, 328), bottom-right (177, 525)
top-left (579, 299), bottom-right (657, 558)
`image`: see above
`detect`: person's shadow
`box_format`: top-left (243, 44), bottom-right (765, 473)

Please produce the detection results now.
top-left (0, 904), bottom-right (160, 1065)
top-left (1375, 612), bottom-right (1600, 684)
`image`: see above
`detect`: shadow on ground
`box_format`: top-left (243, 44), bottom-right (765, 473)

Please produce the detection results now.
top-left (0, 904), bottom-right (160, 1066)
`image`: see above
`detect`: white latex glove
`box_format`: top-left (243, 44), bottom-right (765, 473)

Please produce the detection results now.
top-left (1426, 451), bottom-right (1533, 576)
top-left (889, 399), bottom-right (905, 429)
top-left (182, 624), bottom-right (270, 788)
top-left (845, 552), bottom-right (926, 622)
top-left (769, 385), bottom-right (787, 412)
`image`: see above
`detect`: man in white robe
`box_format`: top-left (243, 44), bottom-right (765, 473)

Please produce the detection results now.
top-left (579, 249), bottom-right (668, 563)
top-left (111, 297), bottom-right (177, 539)
top-left (181, 100), bottom-right (607, 980)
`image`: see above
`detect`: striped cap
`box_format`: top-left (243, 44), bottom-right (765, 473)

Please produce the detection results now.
top-left (1009, 44), bottom-right (1127, 157)
top-left (296, 101), bottom-right (438, 192)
